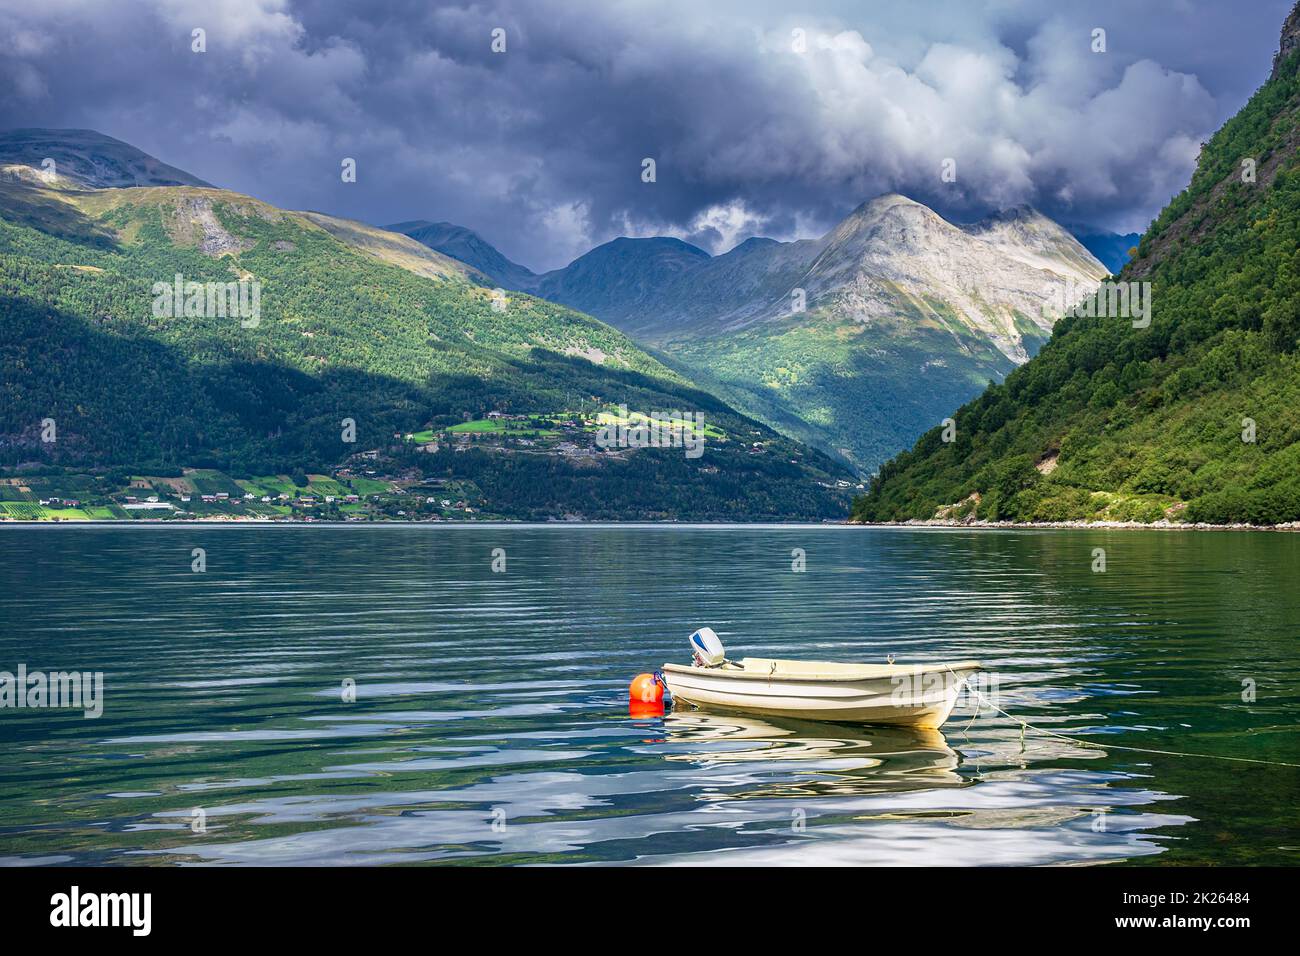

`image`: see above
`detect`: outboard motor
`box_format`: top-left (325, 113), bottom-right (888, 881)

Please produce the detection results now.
top-left (689, 627), bottom-right (725, 667)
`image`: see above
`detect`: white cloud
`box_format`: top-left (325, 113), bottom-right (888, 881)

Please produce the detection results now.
top-left (0, 0), bottom-right (1255, 267)
top-left (536, 200), bottom-right (593, 267)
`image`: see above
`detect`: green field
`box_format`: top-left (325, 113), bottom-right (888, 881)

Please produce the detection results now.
top-left (441, 411), bottom-right (723, 440)
top-left (30, 474), bottom-right (102, 497)
top-left (187, 470), bottom-right (245, 496)
top-left (447, 419), bottom-right (512, 433)
top-left (442, 417), bottom-right (558, 436)
top-left (241, 503), bottom-right (292, 516)
top-left (232, 474), bottom-right (349, 498)
top-left (0, 503), bottom-right (93, 520)
top-left (344, 477), bottom-right (392, 496)
top-left (305, 475), bottom-right (347, 496)
top-left (1, 502), bottom-right (46, 519)
top-left (592, 410), bottom-right (726, 439)
top-left (235, 475), bottom-right (296, 497)
top-left (44, 507), bottom-right (90, 520)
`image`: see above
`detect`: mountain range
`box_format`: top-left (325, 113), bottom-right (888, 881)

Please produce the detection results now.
top-left (394, 196), bottom-right (1111, 473)
top-left (0, 129), bottom-right (853, 520)
top-left (12, 2), bottom-right (1292, 526)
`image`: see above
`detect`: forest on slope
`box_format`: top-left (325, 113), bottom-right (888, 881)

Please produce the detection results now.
top-left (852, 43), bottom-right (1300, 526)
top-left (0, 169), bottom-right (852, 520)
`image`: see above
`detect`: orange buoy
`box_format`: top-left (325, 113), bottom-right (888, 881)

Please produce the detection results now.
top-left (629, 672), bottom-right (665, 716)
top-left (630, 672), bottom-right (664, 703)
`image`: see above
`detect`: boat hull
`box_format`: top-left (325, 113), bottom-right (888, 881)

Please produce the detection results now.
top-left (661, 660), bottom-right (980, 729)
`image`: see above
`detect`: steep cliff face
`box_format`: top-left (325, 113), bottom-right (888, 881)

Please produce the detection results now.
top-left (1272, 1), bottom-right (1300, 80)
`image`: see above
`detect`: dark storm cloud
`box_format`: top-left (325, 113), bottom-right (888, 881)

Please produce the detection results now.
top-left (0, 0), bottom-right (1291, 270)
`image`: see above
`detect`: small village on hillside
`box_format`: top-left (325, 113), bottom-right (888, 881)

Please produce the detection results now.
top-left (0, 407), bottom-right (855, 521)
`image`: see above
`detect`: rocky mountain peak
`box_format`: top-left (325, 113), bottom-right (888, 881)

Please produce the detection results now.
top-left (823, 193), bottom-right (949, 253)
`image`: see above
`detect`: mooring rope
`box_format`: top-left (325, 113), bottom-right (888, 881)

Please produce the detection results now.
top-left (945, 665), bottom-right (1300, 770)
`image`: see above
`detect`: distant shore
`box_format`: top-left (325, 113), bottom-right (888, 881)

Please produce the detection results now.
top-left (0, 518), bottom-right (842, 527)
top-left (3, 516), bottom-right (1300, 531)
top-left (851, 518), bottom-right (1300, 532)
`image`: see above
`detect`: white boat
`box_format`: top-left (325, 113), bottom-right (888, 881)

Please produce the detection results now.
top-left (661, 628), bottom-right (981, 729)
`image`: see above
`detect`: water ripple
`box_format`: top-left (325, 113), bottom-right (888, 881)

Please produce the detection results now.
top-left (1, 525), bottom-right (1297, 866)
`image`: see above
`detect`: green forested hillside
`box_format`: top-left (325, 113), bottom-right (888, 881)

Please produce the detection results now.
top-left (668, 305), bottom-right (1021, 473)
top-left (0, 172), bottom-right (852, 519)
top-left (852, 47), bottom-right (1300, 526)
top-left (403, 196), bottom-right (1108, 477)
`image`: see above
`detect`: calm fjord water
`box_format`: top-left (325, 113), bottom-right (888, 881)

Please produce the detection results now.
top-left (0, 525), bottom-right (1297, 866)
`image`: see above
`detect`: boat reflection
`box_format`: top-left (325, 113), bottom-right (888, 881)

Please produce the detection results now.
top-left (660, 709), bottom-right (965, 798)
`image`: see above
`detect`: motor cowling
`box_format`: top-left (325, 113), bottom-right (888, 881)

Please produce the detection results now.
top-left (689, 627), bottom-right (725, 667)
